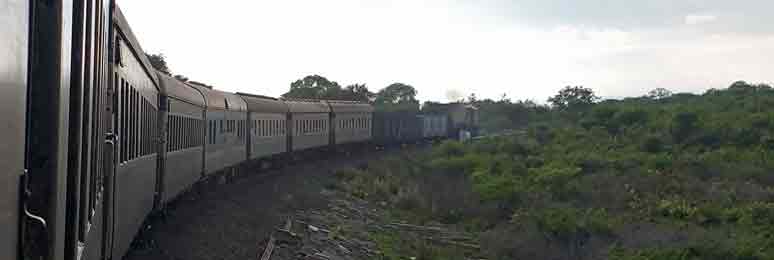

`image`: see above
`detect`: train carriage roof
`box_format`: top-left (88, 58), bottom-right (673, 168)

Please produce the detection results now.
top-left (236, 93), bottom-right (288, 114)
top-left (187, 82), bottom-right (247, 111)
top-left (113, 6), bottom-right (159, 87)
top-left (282, 99), bottom-right (331, 113)
top-left (156, 72), bottom-right (206, 107)
top-left (325, 101), bottom-right (374, 113)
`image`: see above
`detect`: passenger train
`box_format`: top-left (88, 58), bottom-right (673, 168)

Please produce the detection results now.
top-left (0, 2), bottom-right (468, 260)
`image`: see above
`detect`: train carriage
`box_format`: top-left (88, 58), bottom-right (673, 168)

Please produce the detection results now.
top-left (327, 101), bottom-right (374, 145)
top-left (238, 93), bottom-right (290, 161)
top-left (188, 83), bottom-right (248, 175)
top-left (419, 114), bottom-right (449, 138)
top-left (284, 100), bottom-right (332, 151)
top-left (111, 7), bottom-right (162, 260)
top-left (157, 73), bottom-right (207, 205)
top-left (372, 111), bottom-right (423, 145)
top-left (3, 1), bottom-right (115, 259)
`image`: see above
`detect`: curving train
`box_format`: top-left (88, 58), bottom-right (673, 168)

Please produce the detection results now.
top-left (0, 2), bottom-right (477, 260)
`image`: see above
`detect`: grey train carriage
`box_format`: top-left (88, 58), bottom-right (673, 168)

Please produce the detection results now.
top-left (157, 73), bottom-right (207, 205)
top-left (284, 100), bottom-right (332, 152)
top-left (237, 93), bottom-right (290, 162)
top-left (188, 83), bottom-right (248, 176)
top-left (328, 101), bottom-right (374, 146)
top-left (1, 2), bottom-right (155, 260)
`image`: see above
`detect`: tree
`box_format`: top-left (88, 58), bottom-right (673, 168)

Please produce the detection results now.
top-left (343, 84), bottom-right (374, 102)
top-left (282, 75), bottom-right (343, 99)
top-left (647, 88), bottom-right (673, 100)
top-left (729, 80), bottom-right (753, 90)
top-left (375, 83), bottom-right (418, 105)
top-left (672, 112), bottom-right (699, 143)
top-left (146, 53), bottom-right (170, 75)
top-left (548, 86), bottom-right (599, 110)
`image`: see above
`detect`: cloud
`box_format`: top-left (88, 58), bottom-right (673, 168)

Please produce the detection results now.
top-left (685, 14), bottom-right (717, 25)
top-left (464, 0), bottom-right (774, 34)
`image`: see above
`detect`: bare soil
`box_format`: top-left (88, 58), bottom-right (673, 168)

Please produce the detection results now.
top-left (125, 147), bottom-right (396, 260)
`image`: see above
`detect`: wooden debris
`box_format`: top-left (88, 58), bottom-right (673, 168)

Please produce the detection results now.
top-left (259, 236), bottom-right (276, 260)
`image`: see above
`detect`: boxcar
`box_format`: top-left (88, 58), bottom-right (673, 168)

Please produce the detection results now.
top-left (188, 83), bottom-right (248, 175)
top-left (328, 101), bottom-right (374, 145)
top-left (157, 73), bottom-right (206, 205)
top-left (285, 100), bottom-right (332, 151)
top-left (237, 93), bottom-right (289, 160)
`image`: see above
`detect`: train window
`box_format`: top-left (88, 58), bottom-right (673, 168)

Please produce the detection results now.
top-left (186, 118), bottom-right (189, 149)
top-left (211, 120), bottom-right (216, 144)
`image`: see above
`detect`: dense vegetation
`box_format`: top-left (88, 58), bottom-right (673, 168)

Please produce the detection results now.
top-left (335, 82), bottom-right (774, 260)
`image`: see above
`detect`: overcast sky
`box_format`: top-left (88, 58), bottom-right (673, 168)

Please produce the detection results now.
top-left (118, 0), bottom-right (774, 102)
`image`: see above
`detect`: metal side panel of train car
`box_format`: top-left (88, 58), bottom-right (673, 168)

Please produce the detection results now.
top-left (16, 1), bottom-right (113, 260)
top-left (112, 7), bottom-right (161, 260)
top-left (420, 114), bottom-right (449, 138)
top-left (285, 100), bottom-right (331, 151)
top-left (327, 101), bottom-right (374, 145)
top-left (372, 112), bottom-right (422, 144)
top-left (192, 85), bottom-right (248, 175)
top-left (0, 2), bottom-right (29, 259)
top-left (158, 73), bottom-right (206, 204)
top-left (238, 93), bottom-right (289, 160)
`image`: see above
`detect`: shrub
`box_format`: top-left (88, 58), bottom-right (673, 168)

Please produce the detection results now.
top-left (532, 207), bottom-right (615, 243)
top-left (672, 112), bottom-right (699, 143)
top-left (615, 109), bottom-right (649, 127)
top-left (642, 136), bottom-right (663, 153)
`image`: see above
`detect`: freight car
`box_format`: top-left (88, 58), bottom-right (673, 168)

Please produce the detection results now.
top-left (1, 3), bottom-right (466, 260)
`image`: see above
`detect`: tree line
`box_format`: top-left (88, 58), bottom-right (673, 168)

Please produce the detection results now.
top-left (146, 53), bottom-right (425, 107)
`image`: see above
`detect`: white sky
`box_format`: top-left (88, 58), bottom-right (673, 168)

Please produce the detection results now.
top-left (118, 0), bottom-right (774, 103)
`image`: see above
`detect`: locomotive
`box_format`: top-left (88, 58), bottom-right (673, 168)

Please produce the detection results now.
top-left (0, 2), bottom-right (471, 260)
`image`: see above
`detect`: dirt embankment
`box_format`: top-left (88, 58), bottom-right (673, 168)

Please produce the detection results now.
top-left (125, 147), bottom-right (419, 260)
